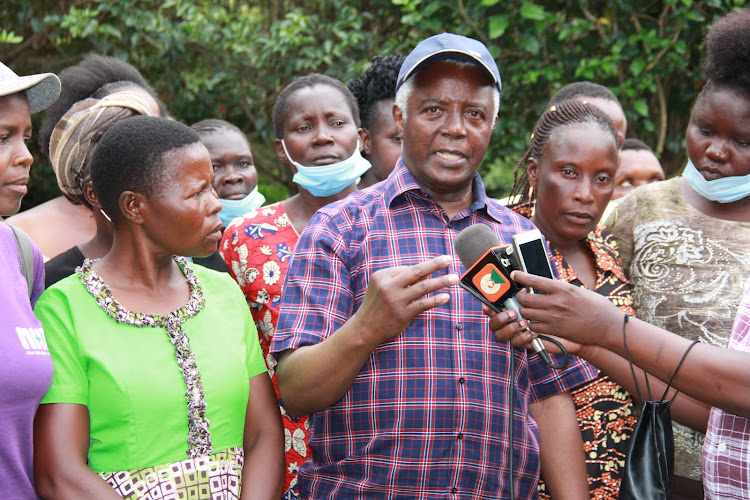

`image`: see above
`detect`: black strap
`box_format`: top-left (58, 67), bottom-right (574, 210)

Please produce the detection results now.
top-left (622, 313), bottom-right (700, 404)
top-left (10, 224), bottom-right (34, 299)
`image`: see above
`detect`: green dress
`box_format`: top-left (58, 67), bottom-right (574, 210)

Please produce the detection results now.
top-left (37, 258), bottom-right (267, 499)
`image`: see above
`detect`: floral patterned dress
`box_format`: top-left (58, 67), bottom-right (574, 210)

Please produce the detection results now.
top-left (542, 227), bottom-right (637, 500)
top-left (219, 202), bottom-right (306, 500)
top-left (508, 202), bottom-right (636, 499)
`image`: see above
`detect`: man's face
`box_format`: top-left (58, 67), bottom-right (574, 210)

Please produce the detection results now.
top-left (394, 62), bottom-right (496, 200)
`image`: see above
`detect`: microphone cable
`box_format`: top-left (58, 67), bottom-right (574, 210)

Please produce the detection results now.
top-left (506, 333), bottom-right (569, 500)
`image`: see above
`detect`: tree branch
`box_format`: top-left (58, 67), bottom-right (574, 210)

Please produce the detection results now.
top-left (457, 0), bottom-right (488, 45)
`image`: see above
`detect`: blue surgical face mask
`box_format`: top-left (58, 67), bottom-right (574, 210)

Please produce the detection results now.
top-left (682, 159), bottom-right (750, 203)
top-left (281, 139), bottom-right (371, 198)
top-left (218, 186), bottom-right (266, 227)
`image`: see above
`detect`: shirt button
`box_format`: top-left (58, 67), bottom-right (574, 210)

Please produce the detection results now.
top-left (457, 432), bottom-right (464, 440)
top-left (718, 442), bottom-right (727, 452)
top-left (458, 377), bottom-right (465, 384)
top-left (456, 323), bottom-right (463, 331)
top-left (451, 487), bottom-right (457, 494)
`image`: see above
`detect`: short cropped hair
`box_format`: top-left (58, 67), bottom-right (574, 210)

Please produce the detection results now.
top-left (548, 81), bottom-right (622, 108)
top-left (621, 138), bottom-right (653, 152)
top-left (272, 73), bottom-right (360, 139)
top-left (90, 116), bottom-right (201, 222)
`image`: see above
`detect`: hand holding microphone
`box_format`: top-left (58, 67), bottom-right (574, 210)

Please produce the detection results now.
top-left (454, 224), bottom-right (568, 369)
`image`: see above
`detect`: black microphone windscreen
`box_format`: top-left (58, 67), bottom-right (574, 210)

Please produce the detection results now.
top-left (454, 224), bottom-right (502, 269)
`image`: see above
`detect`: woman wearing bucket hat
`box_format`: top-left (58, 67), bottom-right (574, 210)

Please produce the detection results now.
top-left (0, 60), bottom-right (60, 498)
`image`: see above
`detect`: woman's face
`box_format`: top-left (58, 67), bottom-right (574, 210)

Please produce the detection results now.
top-left (613, 148), bottom-right (664, 200)
top-left (362, 98), bottom-right (402, 182)
top-left (0, 93), bottom-right (33, 217)
top-left (529, 122), bottom-right (618, 244)
top-left (686, 86), bottom-right (750, 181)
top-left (141, 143), bottom-right (223, 257)
top-left (200, 129), bottom-right (258, 200)
top-left (275, 84), bottom-right (360, 169)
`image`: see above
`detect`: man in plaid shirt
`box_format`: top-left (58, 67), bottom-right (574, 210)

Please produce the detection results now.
top-left (272, 33), bottom-right (596, 499)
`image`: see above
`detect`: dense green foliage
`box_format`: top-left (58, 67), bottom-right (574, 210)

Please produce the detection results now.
top-left (1, 0), bottom-right (743, 209)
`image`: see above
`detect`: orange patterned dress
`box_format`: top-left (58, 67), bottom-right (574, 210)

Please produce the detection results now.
top-left (540, 226), bottom-right (637, 499)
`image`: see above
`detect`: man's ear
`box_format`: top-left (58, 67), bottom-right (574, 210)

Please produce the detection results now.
top-left (526, 157), bottom-right (540, 188)
top-left (393, 102), bottom-right (405, 138)
top-left (492, 115), bottom-right (498, 130)
top-left (119, 191), bottom-right (147, 225)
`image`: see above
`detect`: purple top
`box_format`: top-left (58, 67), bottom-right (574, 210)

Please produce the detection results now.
top-left (0, 222), bottom-right (51, 499)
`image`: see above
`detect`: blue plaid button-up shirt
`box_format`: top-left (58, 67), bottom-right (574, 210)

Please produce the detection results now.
top-left (273, 159), bottom-right (597, 499)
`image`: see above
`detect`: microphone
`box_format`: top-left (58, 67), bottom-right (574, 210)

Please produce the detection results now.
top-left (454, 223), bottom-right (553, 366)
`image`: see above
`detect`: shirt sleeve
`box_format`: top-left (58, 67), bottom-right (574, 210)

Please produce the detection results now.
top-left (35, 287), bottom-right (89, 405)
top-left (272, 212), bottom-right (354, 355)
top-left (527, 353), bottom-right (598, 404)
top-left (242, 298), bottom-right (267, 378)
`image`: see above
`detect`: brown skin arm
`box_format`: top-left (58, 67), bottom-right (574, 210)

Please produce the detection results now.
top-left (276, 256), bottom-right (457, 417)
top-left (580, 346), bottom-right (711, 433)
top-left (33, 403), bottom-right (122, 499)
top-left (484, 289), bottom-right (712, 433)
top-left (530, 393), bottom-right (589, 500)
top-left (499, 271), bottom-right (750, 420)
top-left (240, 373), bottom-right (285, 500)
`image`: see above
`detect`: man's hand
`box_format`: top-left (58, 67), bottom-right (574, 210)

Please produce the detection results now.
top-left (353, 255), bottom-right (458, 346)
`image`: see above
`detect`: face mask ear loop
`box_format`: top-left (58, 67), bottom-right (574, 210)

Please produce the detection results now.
top-left (280, 138), bottom-right (303, 170)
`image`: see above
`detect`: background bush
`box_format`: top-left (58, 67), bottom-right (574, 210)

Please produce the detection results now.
top-left (1, 0), bottom-right (743, 209)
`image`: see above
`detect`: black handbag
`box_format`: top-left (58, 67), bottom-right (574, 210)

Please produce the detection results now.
top-left (619, 314), bottom-right (700, 500)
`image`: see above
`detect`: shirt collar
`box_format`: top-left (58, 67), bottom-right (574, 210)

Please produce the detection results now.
top-left (383, 155), bottom-right (505, 225)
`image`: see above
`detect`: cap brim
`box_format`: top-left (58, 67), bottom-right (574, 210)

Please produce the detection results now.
top-left (0, 72), bottom-right (61, 114)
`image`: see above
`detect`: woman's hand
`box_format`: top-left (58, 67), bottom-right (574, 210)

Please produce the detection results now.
top-left (509, 271), bottom-right (624, 350)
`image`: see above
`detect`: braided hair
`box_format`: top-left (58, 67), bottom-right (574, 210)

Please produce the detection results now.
top-left (347, 55), bottom-right (405, 131)
top-left (509, 99), bottom-right (618, 203)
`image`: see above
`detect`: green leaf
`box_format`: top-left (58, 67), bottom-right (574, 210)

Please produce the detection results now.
top-left (633, 99), bottom-right (649, 117)
top-left (519, 33), bottom-right (542, 54)
top-left (520, 2), bottom-right (546, 21)
top-left (489, 14), bottom-right (509, 39)
top-left (630, 59), bottom-right (646, 75)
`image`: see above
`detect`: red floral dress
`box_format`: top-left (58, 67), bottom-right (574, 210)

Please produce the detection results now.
top-left (219, 202), bottom-right (306, 500)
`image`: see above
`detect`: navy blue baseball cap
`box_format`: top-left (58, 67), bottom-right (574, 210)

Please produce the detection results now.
top-left (396, 33), bottom-right (502, 94)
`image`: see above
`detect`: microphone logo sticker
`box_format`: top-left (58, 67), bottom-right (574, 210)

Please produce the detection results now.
top-left (472, 263), bottom-right (510, 302)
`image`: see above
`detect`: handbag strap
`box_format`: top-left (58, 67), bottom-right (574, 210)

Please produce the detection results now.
top-left (622, 313), bottom-right (700, 404)
top-left (623, 314), bottom-right (649, 402)
top-left (662, 339), bottom-right (700, 406)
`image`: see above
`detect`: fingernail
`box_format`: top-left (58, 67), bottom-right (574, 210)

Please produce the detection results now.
top-left (519, 320), bottom-right (527, 328)
top-left (507, 310), bottom-right (516, 320)
top-left (448, 273), bottom-right (459, 283)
